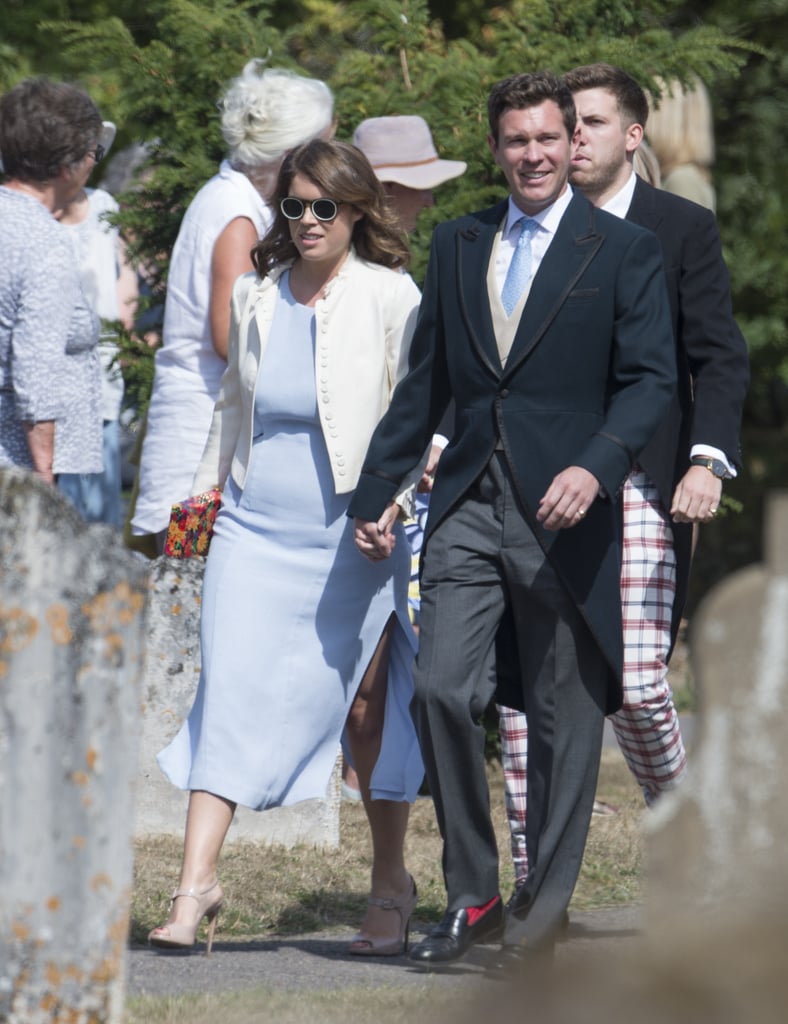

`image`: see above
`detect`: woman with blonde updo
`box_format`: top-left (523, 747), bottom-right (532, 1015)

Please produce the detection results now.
top-left (131, 61), bottom-right (334, 550)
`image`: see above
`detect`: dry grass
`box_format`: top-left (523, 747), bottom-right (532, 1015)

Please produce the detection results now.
top-left (127, 987), bottom-right (464, 1024)
top-left (130, 748), bottom-right (643, 945)
top-left (127, 751), bottom-right (645, 1024)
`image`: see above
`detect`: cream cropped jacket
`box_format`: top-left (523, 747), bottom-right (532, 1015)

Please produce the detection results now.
top-left (193, 248), bottom-right (424, 513)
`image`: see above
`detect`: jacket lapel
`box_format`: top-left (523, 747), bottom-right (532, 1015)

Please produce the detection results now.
top-left (454, 201), bottom-right (508, 378)
top-left (503, 192), bottom-right (603, 379)
top-left (626, 176), bottom-right (664, 234)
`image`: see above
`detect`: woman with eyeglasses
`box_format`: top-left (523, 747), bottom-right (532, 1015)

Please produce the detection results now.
top-left (0, 77), bottom-right (106, 486)
top-left (150, 138), bottom-right (424, 958)
top-left (130, 61), bottom-right (334, 554)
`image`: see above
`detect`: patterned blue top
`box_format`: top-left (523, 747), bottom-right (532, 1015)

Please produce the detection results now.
top-left (0, 187), bottom-right (102, 473)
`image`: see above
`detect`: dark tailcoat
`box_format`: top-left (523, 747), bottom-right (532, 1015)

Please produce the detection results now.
top-left (626, 179), bottom-right (749, 640)
top-left (349, 191), bottom-right (677, 713)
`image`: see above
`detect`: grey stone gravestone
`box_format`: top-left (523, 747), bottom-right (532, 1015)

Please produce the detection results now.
top-left (0, 469), bottom-right (148, 1023)
top-left (646, 489), bottom-right (788, 931)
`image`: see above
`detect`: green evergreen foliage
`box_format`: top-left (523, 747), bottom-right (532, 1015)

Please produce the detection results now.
top-left (5, 0), bottom-right (751, 291)
top-left (678, 0), bottom-right (788, 428)
top-left (40, 0), bottom-right (291, 291)
top-left (0, 0), bottom-right (762, 424)
top-left (668, 0), bottom-right (788, 605)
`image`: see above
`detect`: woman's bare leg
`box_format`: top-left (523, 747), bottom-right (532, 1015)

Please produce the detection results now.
top-left (344, 615), bottom-right (413, 942)
top-left (152, 789), bottom-right (236, 933)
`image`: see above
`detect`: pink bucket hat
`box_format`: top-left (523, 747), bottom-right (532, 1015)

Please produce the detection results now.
top-left (353, 115), bottom-right (466, 189)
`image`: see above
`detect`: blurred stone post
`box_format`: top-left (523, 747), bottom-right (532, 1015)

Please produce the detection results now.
top-left (0, 469), bottom-right (148, 1023)
top-left (138, 557), bottom-right (341, 846)
top-left (646, 489), bottom-right (788, 932)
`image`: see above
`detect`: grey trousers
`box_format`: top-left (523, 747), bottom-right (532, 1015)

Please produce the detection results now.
top-left (412, 453), bottom-right (608, 948)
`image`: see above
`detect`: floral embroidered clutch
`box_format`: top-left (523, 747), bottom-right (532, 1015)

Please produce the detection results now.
top-left (164, 489), bottom-right (222, 558)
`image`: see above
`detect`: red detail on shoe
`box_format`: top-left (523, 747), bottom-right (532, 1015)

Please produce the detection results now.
top-left (466, 895), bottom-right (499, 927)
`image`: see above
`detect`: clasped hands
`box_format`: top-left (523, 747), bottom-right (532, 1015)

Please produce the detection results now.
top-left (355, 442), bottom-right (444, 562)
top-left (354, 502), bottom-right (401, 562)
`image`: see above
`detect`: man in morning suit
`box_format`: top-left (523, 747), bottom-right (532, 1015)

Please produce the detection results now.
top-left (348, 71), bottom-right (676, 964)
top-left (497, 64), bottom-right (750, 892)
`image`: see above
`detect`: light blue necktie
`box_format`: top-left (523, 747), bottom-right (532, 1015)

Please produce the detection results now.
top-left (501, 217), bottom-right (537, 316)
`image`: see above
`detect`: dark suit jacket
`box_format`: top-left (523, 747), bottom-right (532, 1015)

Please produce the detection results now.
top-left (349, 191), bottom-right (676, 712)
top-left (626, 179), bottom-right (749, 640)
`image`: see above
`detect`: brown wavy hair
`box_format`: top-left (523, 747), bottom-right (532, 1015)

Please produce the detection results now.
top-left (251, 138), bottom-right (410, 276)
top-left (487, 71), bottom-right (576, 143)
top-left (0, 77), bottom-right (102, 182)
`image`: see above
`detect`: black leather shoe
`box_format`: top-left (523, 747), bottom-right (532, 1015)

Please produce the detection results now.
top-left (409, 897), bottom-right (504, 964)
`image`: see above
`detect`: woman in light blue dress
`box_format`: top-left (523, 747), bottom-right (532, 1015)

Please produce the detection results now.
top-left (151, 140), bottom-right (426, 957)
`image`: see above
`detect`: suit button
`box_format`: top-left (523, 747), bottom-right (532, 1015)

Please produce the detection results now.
top-left (500, 388), bottom-right (509, 398)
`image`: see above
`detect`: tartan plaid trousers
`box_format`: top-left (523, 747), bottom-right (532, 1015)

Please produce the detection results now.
top-left (498, 469), bottom-right (688, 885)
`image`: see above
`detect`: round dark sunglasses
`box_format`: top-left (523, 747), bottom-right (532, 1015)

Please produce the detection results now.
top-left (280, 196), bottom-right (341, 222)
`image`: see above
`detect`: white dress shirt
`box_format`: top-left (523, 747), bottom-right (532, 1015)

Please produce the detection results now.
top-left (494, 187), bottom-right (574, 294)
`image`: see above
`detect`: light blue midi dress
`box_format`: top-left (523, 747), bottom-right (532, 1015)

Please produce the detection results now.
top-left (157, 274), bottom-right (424, 809)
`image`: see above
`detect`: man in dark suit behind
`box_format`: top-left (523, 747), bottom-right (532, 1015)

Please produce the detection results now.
top-left (348, 71), bottom-right (676, 964)
top-left (497, 64), bottom-right (750, 891)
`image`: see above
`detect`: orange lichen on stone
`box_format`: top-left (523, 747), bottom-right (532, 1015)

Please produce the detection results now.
top-left (90, 873), bottom-right (113, 891)
top-left (0, 604), bottom-right (39, 652)
top-left (12, 920), bottom-right (29, 940)
top-left (114, 579), bottom-right (145, 610)
top-left (45, 963), bottom-right (61, 986)
top-left (171, 603), bottom-right (182, 615)
top-left (90, 958), bottom-right (118, 983)
top-left (109, 910), bottom-right (130, 945)
top-left (116, 599), bottom-right (144, 626)
top-left (85, 747), bottom-right (98, 770)
top-left (104, 633), bottom-right (124, 660)
top-left (47, 896), bottom-right (61, 912)
top-left (72, 835), bottom-right (86, 849)
top-left (46, 604), bottom-right (73, 645)
top-left (81, 589), bottom-right (145, 634)
top-left (80, 592), bottom-right (113, 633)
top-left (81, 584), bottom-right (145, 633)
top-left (70, 770), bottom-right (89, 786)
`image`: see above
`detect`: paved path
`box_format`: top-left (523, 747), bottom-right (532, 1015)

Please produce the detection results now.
top-left (127, 718), bottom-right (680, 1000)
top-left (126, 905), bottom-right (641, 997)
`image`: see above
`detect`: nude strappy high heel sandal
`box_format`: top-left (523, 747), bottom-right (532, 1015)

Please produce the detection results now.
top-left (348, 875), bottom-right (418, 957)
top-left (148, 879), bottom-right (224, 954)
